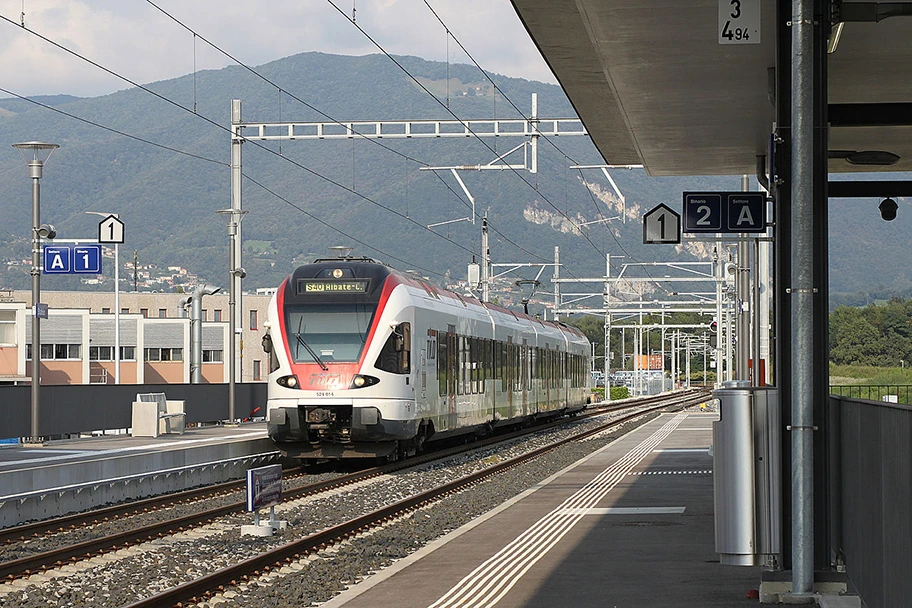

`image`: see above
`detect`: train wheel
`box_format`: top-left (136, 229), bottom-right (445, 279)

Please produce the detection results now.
top-left (415, 422), bottom-right (429, 454)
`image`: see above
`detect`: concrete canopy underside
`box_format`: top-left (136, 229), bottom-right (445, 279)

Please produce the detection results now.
top-left (511, 0), bottom-right (912, 176)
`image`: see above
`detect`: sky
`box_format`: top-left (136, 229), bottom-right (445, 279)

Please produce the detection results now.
top-left (0, 0), bottom-right (556, 98)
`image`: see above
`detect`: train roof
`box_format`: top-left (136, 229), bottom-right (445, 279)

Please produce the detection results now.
top-left (285, 259), bottom-right (588, 343)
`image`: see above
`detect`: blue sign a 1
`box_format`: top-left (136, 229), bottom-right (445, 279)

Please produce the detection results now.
top-left (43, 246), bottom-right (71, 274)
top-left (73, 245), bottom-right (101, 273)
top-left (43, 245), bottom-right (103, 275)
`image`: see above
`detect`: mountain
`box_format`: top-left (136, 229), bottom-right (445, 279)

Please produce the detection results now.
top-left (0, 52), bottom-right (904, 301)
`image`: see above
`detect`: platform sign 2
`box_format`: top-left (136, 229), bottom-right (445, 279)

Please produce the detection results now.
top-left (683, 192), bottom-right (766, 234)
top-left (245, 464), bottom-right (283, 512)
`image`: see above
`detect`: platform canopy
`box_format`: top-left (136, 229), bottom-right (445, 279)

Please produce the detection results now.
top-left (510, 0), bottom-right (912, 176)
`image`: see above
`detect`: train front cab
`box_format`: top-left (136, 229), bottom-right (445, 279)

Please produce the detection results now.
top-left (266, 263), bottom-right (420, 460)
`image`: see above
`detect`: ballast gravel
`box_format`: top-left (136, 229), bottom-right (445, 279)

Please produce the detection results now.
top-left (0, 408), bottom-right (670, 608)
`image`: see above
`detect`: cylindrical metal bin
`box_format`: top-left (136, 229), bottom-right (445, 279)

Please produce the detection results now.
top-left (713, 380), bottom-right (757, 566)
top-left (712, 381), bottom-right (782, 568)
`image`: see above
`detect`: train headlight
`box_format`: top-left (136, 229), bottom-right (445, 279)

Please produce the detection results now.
top-left (277, 375), bottom-right (300, 389)
top-left (350, 374), bottom-right (379, 389)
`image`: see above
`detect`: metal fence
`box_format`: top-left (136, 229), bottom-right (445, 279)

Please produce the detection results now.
top-left (828, 384), bottom-right (912, 404)
top-left (0, 383), bottom-right (267, 439)
top-left (827, 395), bottom-right (912, 607)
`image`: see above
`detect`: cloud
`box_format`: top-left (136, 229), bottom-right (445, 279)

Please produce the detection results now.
top-left (0, 0), bottom-right (555, 98)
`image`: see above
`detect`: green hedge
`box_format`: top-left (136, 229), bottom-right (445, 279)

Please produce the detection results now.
top-left (591, 386), bottom-right (630, 401)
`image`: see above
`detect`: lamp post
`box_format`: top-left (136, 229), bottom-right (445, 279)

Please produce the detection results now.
top-left (85, 211), bottom-right (120, 384)
top-left (13, 141), bottom-right (59, 443)
top-left (217, 208), bottom-right (247, 425)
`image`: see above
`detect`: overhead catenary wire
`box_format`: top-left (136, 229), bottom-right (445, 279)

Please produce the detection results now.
top-left (143, 0), bottom-right (579, 270)
top-left (0, 9), bottom-right (608, 295)
top-left (0, 86), bottom-right (226, 166)
top-left (417, 0), bottom-right (671, 294)
top-left (142, 0), bottom-right (557, 266)
top-left (323, 0), bottom-right (609, 263)
top-left (0, 82), bottom-right (452, 276)
top-left (0, 14), bottom-right (480, 261)
top-left (243, 173), bottom-right (445, 278)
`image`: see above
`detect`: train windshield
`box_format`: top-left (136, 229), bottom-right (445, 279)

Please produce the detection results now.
top-left (284, 303), bottom-right (376, 364)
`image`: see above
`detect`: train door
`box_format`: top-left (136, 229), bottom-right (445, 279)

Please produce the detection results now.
top-left (545, 347), bottom-right (551, 411)
top-left (506, 337), bottom-right (514, 415)
top-left (522, 339), bottom-right (529, 415)
top-left (446, 327), bottom-right (458, 431)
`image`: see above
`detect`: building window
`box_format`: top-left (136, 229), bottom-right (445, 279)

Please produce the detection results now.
top-left (201, 309), bottom-right (208, 322)
top-left (158, 309), bottom-right (167, 318)
top-left (90, 346), bottom-right (113, 360)
top-left (253, 360), bottom-right (262, 381)
top-left (144, 347), bottom-right (183, 362)
top-left (140, 308), bottom-right (149, 318)
top-left (250, 309), bottom-right (258, 330)
top-left (214, 309), bottom-right (222, 322)
top-left (102, 307), bottom-right (111, 314)
top-left (202, 349), bottom-right (223, 362)
top-left (93, 346), bottom-right (136, 361)
top-left (28, 343), bottom-right (80, 360)
top-left (121, 308), bottom-right (130, 314)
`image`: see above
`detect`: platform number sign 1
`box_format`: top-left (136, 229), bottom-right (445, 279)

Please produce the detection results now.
top-left (97, 214), bottom-right (125, 244)
top-left (719, 0), bottom-right (760, 44)
top-left (643, 204), bottom-right (681, 245)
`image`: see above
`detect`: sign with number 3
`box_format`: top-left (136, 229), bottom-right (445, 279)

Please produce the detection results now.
top-left (719, 0), bottom-right (760, 44)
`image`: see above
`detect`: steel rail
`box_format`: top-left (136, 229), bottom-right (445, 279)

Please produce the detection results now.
top-left (0, 390), bottom-right (708, 582)
top-left (125, 391), bottom-right (709, 608)
top-left (0, 467), bottom-right (305, 545)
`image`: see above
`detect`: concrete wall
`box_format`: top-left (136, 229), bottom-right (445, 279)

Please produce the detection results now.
top-left (0, 382), bottom-right (268, 438)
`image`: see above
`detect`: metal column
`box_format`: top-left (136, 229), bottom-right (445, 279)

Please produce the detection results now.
top-left (230, 100), bottom-right (244, 385)
top-left (789, 0), bottom-right (816, 595)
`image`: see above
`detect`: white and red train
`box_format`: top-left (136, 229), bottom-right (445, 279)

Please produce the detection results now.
top-left (263, 258), bottom-right (591, 460)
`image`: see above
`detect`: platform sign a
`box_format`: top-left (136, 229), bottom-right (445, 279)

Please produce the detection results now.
top-left (43, 246), bottom-right (71, 274)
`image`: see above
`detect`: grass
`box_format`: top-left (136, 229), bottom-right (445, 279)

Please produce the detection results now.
top-left (829, 363), bottom-right (912, 386)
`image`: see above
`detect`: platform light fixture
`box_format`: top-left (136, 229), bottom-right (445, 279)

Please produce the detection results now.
top-left (13, 141), bottom-right (59, 444)
top-left (217, 208), bottom-right (248, 425)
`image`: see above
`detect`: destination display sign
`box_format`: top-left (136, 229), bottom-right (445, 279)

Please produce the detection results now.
top-left (297, 279), bottom-right (370, 295)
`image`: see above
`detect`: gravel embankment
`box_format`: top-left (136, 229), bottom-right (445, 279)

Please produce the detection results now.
top-left (0, 408), bottom-right (662, 608)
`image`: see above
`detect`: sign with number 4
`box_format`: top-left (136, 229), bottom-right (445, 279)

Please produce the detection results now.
top-left (719, 0), bottom-right (760, 44)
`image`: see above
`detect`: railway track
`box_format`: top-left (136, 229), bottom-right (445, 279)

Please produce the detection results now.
top-left (124, 390), bottom-right (709, 608)
top-left (0, 390), bottom-right (709, 591)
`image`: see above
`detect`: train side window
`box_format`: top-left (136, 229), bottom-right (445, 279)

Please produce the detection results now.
top-left (437, 336), bottom-right (447, 396)
top-left (375, 322), bottom-right (411, 374)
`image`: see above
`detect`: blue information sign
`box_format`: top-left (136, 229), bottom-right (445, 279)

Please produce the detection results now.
top-left (43, 246), bottom-right (71, 274)
top-left (43, 245), bottom-right (103, 275)
top-left (245, 464), bottom-right (283, 512)
top-left (73, 245), bottom-right (101, 273)
top-left (683, 192), bottom-right (766, 234)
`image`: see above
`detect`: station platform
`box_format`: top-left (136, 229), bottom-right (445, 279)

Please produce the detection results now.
top-left (325, 412), bottom-right (763, 607)
top-left (0, 423), bottom-right (276, 527)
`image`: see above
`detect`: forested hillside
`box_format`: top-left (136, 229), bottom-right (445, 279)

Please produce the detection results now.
top-left (829, 299), bottom-right (912, 367)
top-left (0, 52), bottom-right (907, 300)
